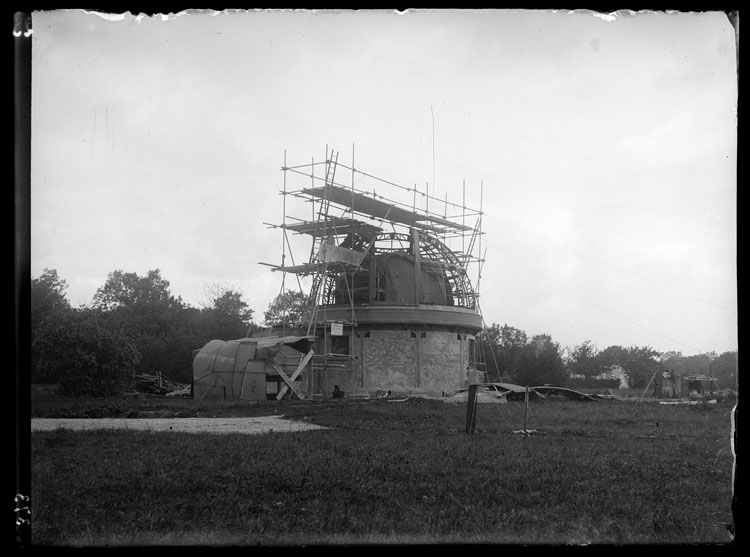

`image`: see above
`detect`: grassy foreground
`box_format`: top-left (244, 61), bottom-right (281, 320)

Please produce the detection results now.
top-left (30, 391), bottom-right (736, 546)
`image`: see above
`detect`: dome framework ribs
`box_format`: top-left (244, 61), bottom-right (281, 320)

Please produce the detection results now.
top-left (260, 146), bottom-right (485, 313)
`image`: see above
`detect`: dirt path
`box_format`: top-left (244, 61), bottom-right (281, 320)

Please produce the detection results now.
top-left (31, 416), bottom-right (328, 435)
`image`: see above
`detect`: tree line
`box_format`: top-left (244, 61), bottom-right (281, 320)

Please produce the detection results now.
top-left (30, 268), bottom-right (309, 396)
top-left (30, 268), bottom-right (737, 396)
top-left (479, 323), bottom-right (737, 390)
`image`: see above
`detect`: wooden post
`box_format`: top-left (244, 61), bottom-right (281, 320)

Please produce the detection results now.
top-left (641, 369), bottom-right (659, 397)
top-left (524, 386), bottom-right (529, 433)
top-left (513, 386), bottom-right (537, 436)
top-left (412, 228), bottom-right (422, 304)
top-left (266, 361), bottom-right (299, 400)
top-left (275, 349), bottom-right (315, 400)
top-left (465, 384), bottom-right (478, 434)
top-left (472, 387), bottom-right (478, 432)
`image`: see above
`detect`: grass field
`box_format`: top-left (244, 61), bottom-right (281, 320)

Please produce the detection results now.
top-left (28, 388), bottom-right (736, 546)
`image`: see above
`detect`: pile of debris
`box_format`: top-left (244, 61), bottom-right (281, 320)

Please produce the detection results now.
top-left (444, 389), bottom-right (508, 404)
top-left (130, 372), bottom-right (191, 397)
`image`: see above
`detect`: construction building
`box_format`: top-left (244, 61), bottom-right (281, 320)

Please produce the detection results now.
top-left (652, 371), bottom-right (719, 398)
top-left (254, 148), bottom-right (488, 399)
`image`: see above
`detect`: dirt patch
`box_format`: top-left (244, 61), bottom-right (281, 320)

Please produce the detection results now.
top-left (31, 416), bottom-right (328, 435)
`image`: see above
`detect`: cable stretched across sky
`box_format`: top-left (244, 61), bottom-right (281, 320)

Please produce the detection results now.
top-left (481, 211), bottom-right (737, 317)
top-left (483, 237), bottom-right (709, 354)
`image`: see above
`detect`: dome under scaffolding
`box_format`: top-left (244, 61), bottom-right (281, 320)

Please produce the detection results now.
top-left (257, 147), bottom-right (488, 398)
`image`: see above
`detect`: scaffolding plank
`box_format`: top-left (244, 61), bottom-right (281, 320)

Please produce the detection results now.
top-left (282, 217), bottom-right (382, 237)
top-left (301, 185), bottom-right (473, 232)
top-left (258, 261), bottom-right (364, 275)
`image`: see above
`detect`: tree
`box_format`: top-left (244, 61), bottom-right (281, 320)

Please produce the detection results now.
top-left (659, 350), bottom-right (737, 390)
top-left (93, 269), bottom-right (184, 312)
top-left (658, 351), bottom-right (684, 363)
top-left (91, 269), bottom-right (189, 379)
top-left (210, 289), bottom-right (254, 326)
top-left (512, 333), bottom-right (567, 386)
top-left (621, 345), bottom-right (660, 388)
top-left (596, 345), bottom-right (627, 368)
top-left (711, 350), bottom-right (738, 389)
top-left (681, 352), bottom-right (719, 376)
top-left (567, 340), bottom-right (600, 378)
top-left (478, 325), bottom-right (501, 381)
top-left (264, 289), bottom-right (311, 326)
top-left (197, 283), bottom-right (259, 340)
top-left (32, 307), bottom-right (141, 395)
top-left (479, 323), bottom-right (527, 382)
top-left (31, 268), bottom-right (71, 332)
top-left (658, 351), bottom-right (686, 375)
top-left (31, 269), bottom-right (74, 382)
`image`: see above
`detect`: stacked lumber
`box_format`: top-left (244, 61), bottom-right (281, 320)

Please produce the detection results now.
top-left (131, 372), bottom-right (190, 397)
top-left (165, 385), bottom-right (192, 398)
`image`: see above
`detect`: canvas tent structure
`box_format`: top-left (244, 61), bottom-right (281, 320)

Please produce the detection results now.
top-left (192, 336), bottom-right (316, 401)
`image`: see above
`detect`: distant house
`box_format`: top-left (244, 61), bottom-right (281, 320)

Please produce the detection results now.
top-left (568, 365), bottom-right (629, 389)
top-left (596, 365), bottom-right (629, 389)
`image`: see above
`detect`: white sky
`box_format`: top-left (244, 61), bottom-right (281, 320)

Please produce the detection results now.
top-left (29, 9), bottom-right (738, 356)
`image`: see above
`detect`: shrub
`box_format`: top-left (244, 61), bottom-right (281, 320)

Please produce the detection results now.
top-left (33, 309), bottom-right (141, 397)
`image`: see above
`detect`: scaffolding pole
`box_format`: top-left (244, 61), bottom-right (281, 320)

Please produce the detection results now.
top-left (270, 149), bottom-right (485, 318)
top-left (478, 179), bottom-right (483, 296)
top-left (462, 180), bottom-right (466, 255)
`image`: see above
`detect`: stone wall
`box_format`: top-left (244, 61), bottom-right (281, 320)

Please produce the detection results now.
top-left (363, 330), bottom-right (417, 392)
top-left (256, 325), bottom-right (477, 397)
top-left (359, 329), bottom-right (473, 394)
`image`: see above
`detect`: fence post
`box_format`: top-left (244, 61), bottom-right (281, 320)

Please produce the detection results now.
top-left (524, 386), bottom-right (529, 433)
top-left (465, 384), bottom-right (478, 434)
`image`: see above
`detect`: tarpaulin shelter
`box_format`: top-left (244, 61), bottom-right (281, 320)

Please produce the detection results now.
top-left (192, 336), bottom-right (316, 401)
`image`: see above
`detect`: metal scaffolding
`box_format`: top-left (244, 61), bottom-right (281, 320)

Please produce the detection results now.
top-left (259, 146), bottom-right (487, 382)
top-left (261, 147), bottom-right (484, 307)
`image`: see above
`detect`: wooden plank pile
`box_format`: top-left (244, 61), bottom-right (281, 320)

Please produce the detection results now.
top-left (131, 371), bottom-right (190, 397)
top-left (165, 385), bottom-right (192, 398)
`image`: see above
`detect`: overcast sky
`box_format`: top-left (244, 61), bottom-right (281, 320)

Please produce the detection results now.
top-left (30, 9), bottom-right (737, 356)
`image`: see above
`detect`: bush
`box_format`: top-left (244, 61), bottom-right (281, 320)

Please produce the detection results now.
top-left (33, 309), bottom-right (141, 397)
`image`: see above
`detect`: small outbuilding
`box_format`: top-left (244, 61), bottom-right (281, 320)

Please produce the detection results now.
top-left (653, 371), bottom-right (719, 398)
top-left (192, 336), bottom-right (316, 401)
